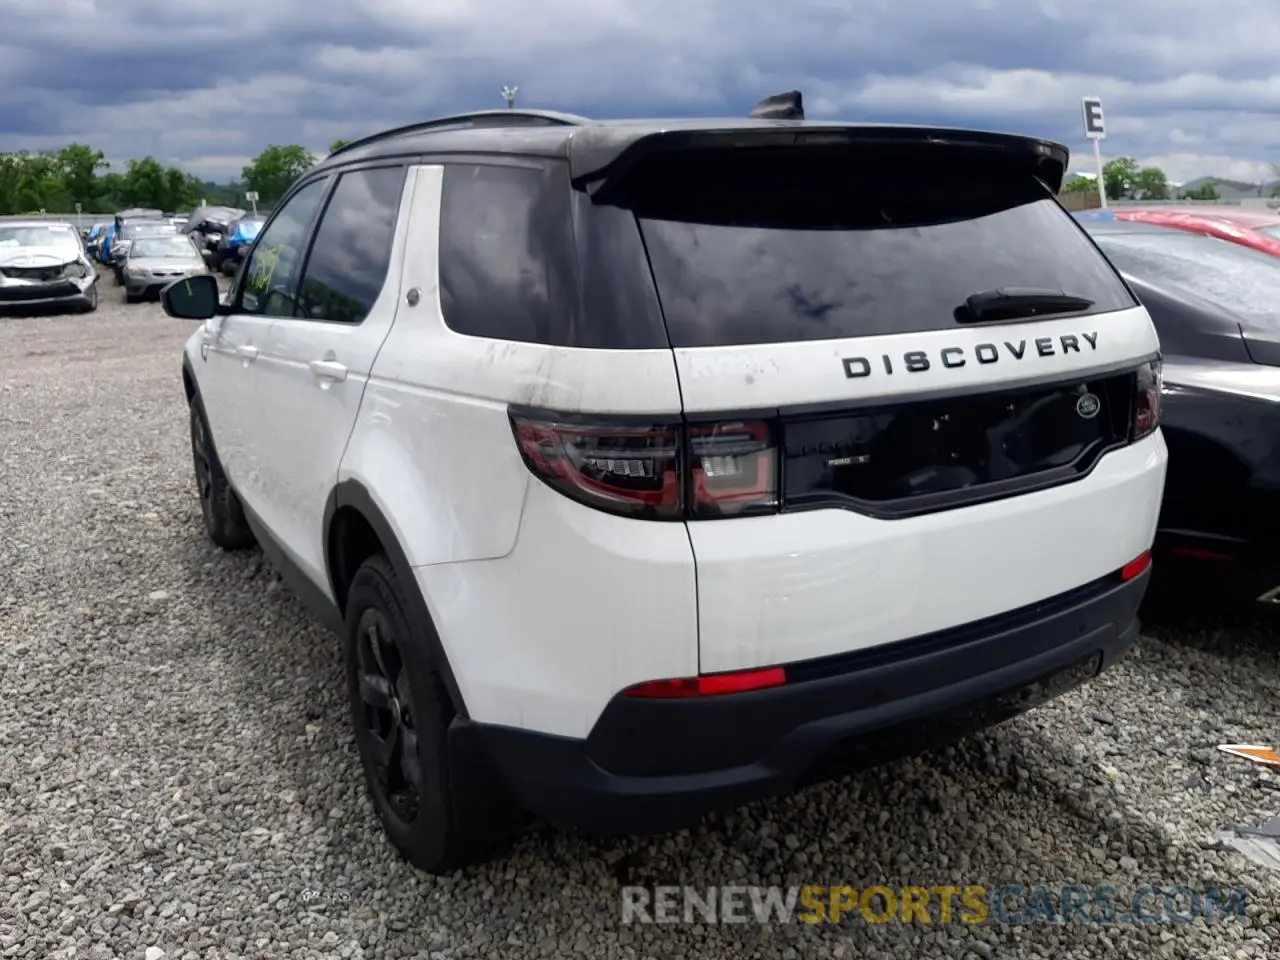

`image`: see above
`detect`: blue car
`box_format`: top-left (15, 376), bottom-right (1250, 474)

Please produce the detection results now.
top-left (97, 222), bottom-right (117, 264)
top-left (212, 216), bottom-right (263, 275)
top-left (84, 222), bottom-right (108, 259)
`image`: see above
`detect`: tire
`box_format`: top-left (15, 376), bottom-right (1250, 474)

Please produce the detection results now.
top-left (345, 555), bottom-right (485, 873)
top-left (188, 398), bottom-right (255, 550)
top-left (124, 291), bottom-right (140, 304)
top-left (112, 266), bottom-right (123, 286)
top-left (82, 282), bottom-right (98, 313)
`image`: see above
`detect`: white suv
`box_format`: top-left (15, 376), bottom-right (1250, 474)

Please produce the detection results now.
top-left (161, 98), bottom-right (1167, 873)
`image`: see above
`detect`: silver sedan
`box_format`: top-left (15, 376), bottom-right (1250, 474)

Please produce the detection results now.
top-left (121, 235), bottom-right (212, 303)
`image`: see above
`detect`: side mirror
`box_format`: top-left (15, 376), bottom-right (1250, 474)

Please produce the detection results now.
top-left (160, 274), bottom-right (221, 320)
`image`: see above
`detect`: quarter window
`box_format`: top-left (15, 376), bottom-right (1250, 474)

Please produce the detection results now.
top-left (438, 163), bottom-right (578, 344)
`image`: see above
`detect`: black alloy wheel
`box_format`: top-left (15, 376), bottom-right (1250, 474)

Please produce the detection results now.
top-left (354, 607), bottom-right (422, 824)
top-left (190, 408), bottom-right (213, 507)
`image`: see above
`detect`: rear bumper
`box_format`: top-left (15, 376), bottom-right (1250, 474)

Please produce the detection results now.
top-left (462, 566), bottom-right (1148, 834)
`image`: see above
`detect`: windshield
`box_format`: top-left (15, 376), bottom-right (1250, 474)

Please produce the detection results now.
top-left (1257, 224), bottom-right (1280, 241)
top-left (1093, 230), bottom-right (1280, 319)
top-left (0, 225), bottom-right (81, 251)
top-left (131, 236), bottom-right (198, 259)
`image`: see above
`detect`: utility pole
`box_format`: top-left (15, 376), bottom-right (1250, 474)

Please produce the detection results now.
top-left (501, 85), bottom-right (518, 109)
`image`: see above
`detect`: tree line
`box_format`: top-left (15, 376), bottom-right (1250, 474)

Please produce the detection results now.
top-left (0, 139), bottom-right (355, 217)
top-left (1061, 157), bottom-right (1276, 202)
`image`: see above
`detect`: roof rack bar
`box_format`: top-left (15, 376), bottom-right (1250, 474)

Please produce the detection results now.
top-left (328, 109), bottom-right (590, 158)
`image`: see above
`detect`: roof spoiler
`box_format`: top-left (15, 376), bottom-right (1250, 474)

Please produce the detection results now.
top-left (569, 126), bottom-right (1071, 199)
top-left (749, 90), bottom-right (804, 120)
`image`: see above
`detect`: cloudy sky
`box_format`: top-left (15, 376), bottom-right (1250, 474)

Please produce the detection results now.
top-left (2, 0), bottom-right (1278, 185)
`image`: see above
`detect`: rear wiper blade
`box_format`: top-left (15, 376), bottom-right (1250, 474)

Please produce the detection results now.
top-left (957, 287), bottom-right (1095, 324)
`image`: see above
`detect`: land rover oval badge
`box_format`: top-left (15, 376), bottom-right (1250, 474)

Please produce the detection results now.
top-left (1076, 392), bottom-right (1101, 419)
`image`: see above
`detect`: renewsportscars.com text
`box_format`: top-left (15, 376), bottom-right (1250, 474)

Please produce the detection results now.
top-left (621, 884), bottom-right (1247, 926)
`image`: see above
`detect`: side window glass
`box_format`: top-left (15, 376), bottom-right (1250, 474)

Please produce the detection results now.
top-left (438, 163), bottom-right (574, 344)
top-left (238, 178), bottom-right (329, 318)
top-left (296, 166), bottom-right (406, 324)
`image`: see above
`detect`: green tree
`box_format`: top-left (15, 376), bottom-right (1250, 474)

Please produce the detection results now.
top-left (121, 156), bottom-right (169, 208)
top-left (1132, 166), bottom-right (1170, 200)
top-left (329, 138), bottom-right (352, 153)
top-left (1102, 157), bottom-right (1172, 201)
top-left (55, 144), bottom-right (108, 210)
top-left (1103, 157), bottom-right (1139, 201)
top-left (95, 172), bottom-right (128, 212)
top-left (1062, 175), bottom-right (1096, 193)
top-left (0, 141), bottom-right (282, 216)
top-left (241, 145), bottom-right (315, 205)
top-left (1181, 182), bottom-right (1220, 201)
top-left (162, 167), bottom-right (203, 211)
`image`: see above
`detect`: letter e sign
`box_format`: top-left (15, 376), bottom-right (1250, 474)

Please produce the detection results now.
top-left (1082, 97), bottom-right (1106, 140)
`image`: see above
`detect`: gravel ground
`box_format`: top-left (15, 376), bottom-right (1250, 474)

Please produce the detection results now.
top-left (1, 274), bottom-right (1279, 960)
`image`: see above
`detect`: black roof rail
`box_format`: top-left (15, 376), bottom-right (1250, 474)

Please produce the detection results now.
top-left (327, 109), bottom-right (591, 158)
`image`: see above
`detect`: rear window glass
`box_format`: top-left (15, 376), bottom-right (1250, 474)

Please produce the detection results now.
top-left (1093, 231), bottom-right (1280, 320)
top-left (622, 149), bottom-right (1136, 348)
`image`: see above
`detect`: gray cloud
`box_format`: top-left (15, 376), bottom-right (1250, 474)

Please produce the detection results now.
top-left (1, 0), bottom-right (1278, 184)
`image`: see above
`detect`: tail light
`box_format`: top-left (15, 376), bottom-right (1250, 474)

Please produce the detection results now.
top-left (511, 415), bottom-right (682, 519)
top-left (509, 411), bottom-right (778, 521)
top-left (1132, 360), bottom-right (1161, 441)
top-left (688, 420), bottom-right (778, 517)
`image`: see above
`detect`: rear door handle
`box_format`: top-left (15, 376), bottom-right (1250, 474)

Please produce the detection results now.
top-left (236, 345), bottom-right (258, 362)
top-left (309, 359), bottom-right (348, 383)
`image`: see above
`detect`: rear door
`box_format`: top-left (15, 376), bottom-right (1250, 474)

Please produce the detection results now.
top-left (602, 143), bottom-right (1163, 670)
top-left (250, 163), bottom-right (411, 592)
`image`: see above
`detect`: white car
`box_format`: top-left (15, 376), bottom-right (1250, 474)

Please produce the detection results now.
top-left (160, 97), bottom-right (1167, 873)
top-left (0, 221), bottom-right (99, 313)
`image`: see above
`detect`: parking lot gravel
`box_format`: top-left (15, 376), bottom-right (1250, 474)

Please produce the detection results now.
top-left (1, 276), bottom-right (1279, 960)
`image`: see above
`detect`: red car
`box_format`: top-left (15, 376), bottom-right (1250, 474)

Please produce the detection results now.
top-left (1112, 205), bottom-right (1280, 257)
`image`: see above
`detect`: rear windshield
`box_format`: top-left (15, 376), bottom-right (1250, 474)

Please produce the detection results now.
top-left (1092, 230), bottom-right (1280, 321)
top-left (123, 221), bottom-right (176, 238)
top-left (622, 149), bottom-right (1136, 348)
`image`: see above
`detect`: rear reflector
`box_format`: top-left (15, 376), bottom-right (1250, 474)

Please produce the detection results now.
top-left (1169, 546), bottom-right (1235, 562)
top-left (622, 666), bottom-right (787, 699)
top-left (1120, 551), bottom-right (1152, 582)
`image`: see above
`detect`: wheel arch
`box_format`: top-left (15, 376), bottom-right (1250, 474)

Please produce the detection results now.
top-left (324, 480), bottom-right (470, 718)
top-left (181, 353), bottom-right (198, 402)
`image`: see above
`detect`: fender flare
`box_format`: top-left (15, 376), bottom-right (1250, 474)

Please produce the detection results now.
top-left (324, 480), bottom-right (470, 718)
top-left (181, 352), bottom-right (197, 400)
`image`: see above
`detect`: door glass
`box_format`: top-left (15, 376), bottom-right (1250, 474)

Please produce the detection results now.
top-left (296, 166), bottom-right (405, 323)
top-left (238, 178), bottom-right (329, 317)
